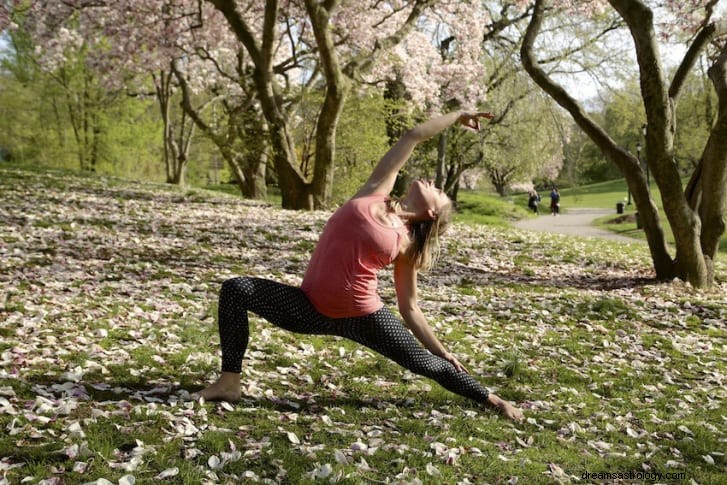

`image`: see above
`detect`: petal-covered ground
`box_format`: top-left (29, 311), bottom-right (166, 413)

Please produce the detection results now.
top-left (0, 167), bottom-right (725, 484)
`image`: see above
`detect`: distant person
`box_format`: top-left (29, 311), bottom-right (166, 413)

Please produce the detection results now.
top-left (527, 190), bottom-right (541, 214)
top-left (550, 187), bottom-right (560, 216)
top-left (197, 110), bottom-right (524, 422)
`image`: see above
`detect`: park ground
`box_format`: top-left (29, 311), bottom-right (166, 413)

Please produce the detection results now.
top-left (513, 208), bottom-right (637, 242)
top-left (0, 167), bottom-right (725, 484)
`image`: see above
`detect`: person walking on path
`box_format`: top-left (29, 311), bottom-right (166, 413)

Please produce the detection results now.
top-left (528, 190), bottom-right (541, 214)
top-left (550, 187), bottom-right (561, 216)
top-left (198, 110), bottom-right (523, 422)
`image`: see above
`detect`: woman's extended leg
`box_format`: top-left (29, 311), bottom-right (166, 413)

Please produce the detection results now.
top-left (200, 278), bottom-right (521, 419)
top-left (336, 308), bottom-right (522, 419)
top-left (337, 308), bottom-right (492, 402)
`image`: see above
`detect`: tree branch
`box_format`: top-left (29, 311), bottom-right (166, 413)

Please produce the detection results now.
top-left (521, 0), bottom-right (628, 167)
top-left (670, 19), bottom-right (727, 100)
top-left (206, 0), bottom-right (262, 66)
top-left (343, 0), bottom-right (437, 79)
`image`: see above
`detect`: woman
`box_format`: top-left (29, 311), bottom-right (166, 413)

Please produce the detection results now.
top-left (527, 190), bottom-right (540, 214)
top-left (199, 110), bottom-right (523, 421)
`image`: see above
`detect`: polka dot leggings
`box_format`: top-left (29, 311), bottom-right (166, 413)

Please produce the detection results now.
top-left (215, 277), bottom-right (490, 403)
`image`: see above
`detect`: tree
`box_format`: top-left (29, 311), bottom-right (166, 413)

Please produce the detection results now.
top-left (0, 3), bottom-right (9, 32)
top-left (521, 0), bottom-right (727, 288)
top-left (173, 55), bottom-right (269, 199)
top-left (1, 9), bottom-right (163, 175)
top-left (674, 57), bottom-right (718, 174)
top-left (12, 0), bottom-right (221, 185)
top-left (432, 1), bottom-right (608, 198)
top-left (205, 0), bottom-right (446, 209)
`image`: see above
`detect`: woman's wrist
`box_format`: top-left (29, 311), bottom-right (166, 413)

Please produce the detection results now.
top-left (486, 393), bottom-right (502, 408)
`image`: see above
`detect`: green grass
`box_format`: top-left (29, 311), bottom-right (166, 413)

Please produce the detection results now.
top-left (0, 165), bottom-right (725, 483)
top-left (455, 190), bottom-right (531, 226)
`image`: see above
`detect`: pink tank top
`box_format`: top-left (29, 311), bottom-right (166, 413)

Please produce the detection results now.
top-left (301, 194), bottom-right (408, 318)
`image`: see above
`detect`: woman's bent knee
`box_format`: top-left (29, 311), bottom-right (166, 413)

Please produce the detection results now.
top-left (220, 276), bottom-right (252, 301)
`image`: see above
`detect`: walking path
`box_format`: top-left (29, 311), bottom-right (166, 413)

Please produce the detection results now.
top-left (513, 208), bottom-right (638, 243)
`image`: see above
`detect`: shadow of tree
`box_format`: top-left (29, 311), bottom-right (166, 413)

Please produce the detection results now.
top-left (443, 262), bottom-right (656, 291)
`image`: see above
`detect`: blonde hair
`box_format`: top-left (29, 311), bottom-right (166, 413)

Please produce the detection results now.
top-left (406, 203), bottom-right (453, 271)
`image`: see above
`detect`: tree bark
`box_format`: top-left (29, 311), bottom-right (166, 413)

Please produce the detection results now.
top-left (303, 0), bottom-right (347, 209)
top-left (688, 41), bottom-right (727, 279)
top-left (208, 0), bottom-right (311, 209)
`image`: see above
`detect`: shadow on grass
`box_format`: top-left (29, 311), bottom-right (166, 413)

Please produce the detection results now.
top-left (448, 262), bottom-right (655, 291)
top-left (19, 372), bottom-right (518, 420)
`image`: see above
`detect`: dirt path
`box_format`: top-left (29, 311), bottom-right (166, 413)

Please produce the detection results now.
top-left (513, 207), bottom-right (638, 243)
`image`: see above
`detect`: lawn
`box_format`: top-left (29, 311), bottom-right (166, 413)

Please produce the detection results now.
top-left (504, 180), bottom-right (727, 253)
top-left (0, 167), bottom-right (725, 484)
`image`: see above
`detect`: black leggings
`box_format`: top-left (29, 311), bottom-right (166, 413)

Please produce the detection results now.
top-left (216, 276), bottom-right (490, 403)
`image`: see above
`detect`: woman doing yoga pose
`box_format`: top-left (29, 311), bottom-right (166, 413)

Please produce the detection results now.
top-left (199, 110), bottom-right (523, 421)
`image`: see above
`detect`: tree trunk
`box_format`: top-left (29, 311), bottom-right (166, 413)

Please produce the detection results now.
top-left (90, 120), bottom-right (100, 172)
top-left (304, 0), bottom-right (347, 209)
top-left (435, 132), bottom-right (447, 188)
top-left (156, 68), bottom-right (195, 187)
top-left (384, 78), bottom-right (410, 197)
top-left (171, 110), bottom-right (195, 186)
top-left (154, 70), bottom-right (174, 184)
top-left (239, 119), bottom-right (268, 200)
top-left (242, 148), bottom-right (268, 200)
top-left (687, 42), bottom-right (727, 281)
top-left (609, 0), bottom-right (722, 287)
top-left (208, 0), bottom-right (311, 209)
top-left (521, 0), bottom-right (685, 283)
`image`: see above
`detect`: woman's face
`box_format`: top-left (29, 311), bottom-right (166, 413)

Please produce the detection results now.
top-left (404, 179), bottom-right (450, 220)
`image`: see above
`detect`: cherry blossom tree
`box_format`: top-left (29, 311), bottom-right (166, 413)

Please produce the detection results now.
top-left (204, 0), bottom-right (443, 208)
top-left (521, 0), bottom-right (727, 288)
top-left (205, 0), bottom-right (502, 209)
top-left (11, 0), bottom-right (221, 184)
top-left (439, 1), bottom-right (566, 196)
top-left (428, 1), bottom-right (600, 198)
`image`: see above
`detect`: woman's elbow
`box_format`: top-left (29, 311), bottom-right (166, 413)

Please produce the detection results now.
top-left (398, 302), bottom-right (420, 319)
top-left (401, 127), bottom-right (425, 144)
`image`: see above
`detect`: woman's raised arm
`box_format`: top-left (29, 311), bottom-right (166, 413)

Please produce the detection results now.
top-left (354, 110), bottom-right (493, 199)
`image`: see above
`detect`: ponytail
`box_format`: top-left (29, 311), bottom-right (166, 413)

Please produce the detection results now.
top-left (407, 203), bottom-right (453, 271)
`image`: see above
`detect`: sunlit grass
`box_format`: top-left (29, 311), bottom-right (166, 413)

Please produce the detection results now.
top-left (0, 166), bottom-right (725, 483)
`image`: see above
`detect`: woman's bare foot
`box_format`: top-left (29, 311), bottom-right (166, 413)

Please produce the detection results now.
top-left (196, 372), bottom-right (242, 402)
top-left (487, 393), bottom-right (524, 422)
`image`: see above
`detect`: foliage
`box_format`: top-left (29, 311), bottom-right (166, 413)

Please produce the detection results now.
top-left (673, 62), bottom-right (718, 174)
top-left (481, 85), bottom-right (566, 193)
top-left (330, 92), bottom-right (390, 205)
top-left (1, 166), bottom-right (724, 483)
top-left (0, 24), bottom-right (165, 180)
top-left (455, 190), bottom-right (531, 226)
top-left (563, 65), bottom-right (718, 187)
